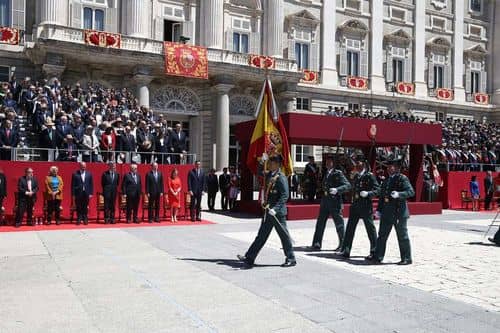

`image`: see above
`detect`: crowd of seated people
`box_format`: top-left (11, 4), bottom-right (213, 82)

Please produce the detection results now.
top-left (0, 77), bottom-right (190, 164)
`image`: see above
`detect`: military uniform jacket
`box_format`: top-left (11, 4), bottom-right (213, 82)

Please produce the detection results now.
top-left (351, 171), bottom-right (380, 215)
top-left (321, 169), bottom-right (351, 208)
top-left (377, 173), bottom-right (415, 218)
top-left (265, 171), bottom-right (289, 216)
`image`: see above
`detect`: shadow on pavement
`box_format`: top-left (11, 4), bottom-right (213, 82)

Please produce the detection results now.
top-left (304, 252), bottom-right (394, 266)
top-left (465, 241), bottom-right (499, 247)
top-left (178, 258), bottom-right (282, 269)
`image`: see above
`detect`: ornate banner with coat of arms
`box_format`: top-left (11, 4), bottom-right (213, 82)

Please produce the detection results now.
top-left (0, 27), bottom-right (19, 45)
top-left (164, 42), bottom-right (208, 79)
top-left (84, 30), bottom-right (121, 48)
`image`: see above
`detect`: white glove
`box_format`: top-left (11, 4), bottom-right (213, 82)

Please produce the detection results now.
top-left (391, 191), bottom-right (400, 199)
top-left (268, 208), bottom-right (276, 216)
top-left (360, 191), bottom-right (369, 198)
top-left (261, 153), bottom-right (268, 161)
top-left (329, 188), bottom-right (338, 195)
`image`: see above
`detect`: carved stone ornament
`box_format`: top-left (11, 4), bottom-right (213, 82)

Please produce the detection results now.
top-left (464, 44), bottom-right (487, 59)
top-left (151, 85), bottom-right (201, 115)
top-left (338, 19), bottom-right (368, 37)
top-left (426, 37), bottom-right (451, 53)
top-left (229, 95), bottom-right (257, 116)
top-left (384, 29), bottom-right (412, 46)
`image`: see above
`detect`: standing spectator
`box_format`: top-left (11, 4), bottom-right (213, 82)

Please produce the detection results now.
top-left (101, 161), bottom-right (119, 224)
top-left (168, 168), bottom-right (182, 222)
top-left (56, 115), bottom-right (73, 148)
top-left (289, 171), bottom-right (299, 199)
top-left (145, 162), bottom-right (164, 223)
top-left (154, 130), bottom-right (169, 164)
top-left (136, 121), bottom-right (153, 164)
top-left (82, 125), bottom-right (100, 162)
top-left (117, 125), bottom-right (136, 155)
top-left (206, 168), bottom-right (218, 211)
top-left (39, 119), bottom-right (58, 161)
top-left (122, 164), bottom-right (141, 223)
top-left (101, 126), bottom-right (116, 162)
top-left (228, 166), bottom-right (240, 211)
top-left (44, 166), bottom-right (63, 225)
top-left (0, 120), bottom-right (19, 160)
top-left (218, 167), bottom-right (230, 211)
top-left (71, 162), bottom-right (94, 225)
top-left (188, 161), bottom-right (205, 222)
top-left (304, 156), bottom-right (318, 202)
top-left (15, 168), bottom-right (39, 227)
top-left (59, 134), bottom-right (78, 162)
top-left (0, 168), bottom-right (6, 224)
top-left (168, 123), bottom-right (187, 164)
top-left (484, 171), bottom-right (494, 210)
top-left (470, 175), bottom-right (480, 211)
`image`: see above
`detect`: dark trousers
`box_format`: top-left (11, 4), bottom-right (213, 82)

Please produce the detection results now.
top-left (220, 191), bottom-right (228, 210)
top-left (126, 195), bottom-right (139, 222)
top-left (148, 194), bottom-right (161, 221)
top-left (75, 194), bottom-right (90, 223)
top-left (307, 184), bottom-right (316, 202)
top-left (375, 214), bottom-right (412, 261)
top-left (190, 193), bottom-right (202, 220)
top-left (104, 194), bottom-right (116, 222)
top-left (312, 197), bottom-right (345, 248)
top-left (493, 226), bottom-right (500, 244)
top-left (208, 191), bottom-right (217, 210)
top-left (1, 148), bottom-right (11, 161)
top-left (15, 197), bottom-right (35, 226)
top-left (46, 199), bottom-right (61, 223)
top-left (342, 210), bottom-right (377, 256)
top-left (245, 213), bottom-right (295, 263)
top-left (82, 153), bottom-right (99, 163)
top-left (484, 191), bottom-right (494, 210)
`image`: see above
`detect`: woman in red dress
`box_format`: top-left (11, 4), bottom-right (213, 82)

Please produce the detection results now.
top-left (168, 168), bottom-right (182, 222)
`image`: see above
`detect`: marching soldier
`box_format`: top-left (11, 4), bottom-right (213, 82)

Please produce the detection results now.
top-left (237, 155), bottom-right (296, 268)
top-left (311, 155), bottom-right (351, 251)
top-left (368, 159), bottom-right (415, 265)
top-left (339, 160), bottom-right (379, 259)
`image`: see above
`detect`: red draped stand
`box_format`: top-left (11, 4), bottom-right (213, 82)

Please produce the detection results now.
top-left (236, 113), bottom-right (443, 219)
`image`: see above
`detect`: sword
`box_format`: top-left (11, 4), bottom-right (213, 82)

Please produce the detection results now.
top-left (263, 207), bottom-right (295, 245)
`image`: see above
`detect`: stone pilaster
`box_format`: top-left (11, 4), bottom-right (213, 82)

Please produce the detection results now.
top-left (414, 0), bottom-right (428, 97)
top-left (265, 0), bottom-right (284, 57)
top-left (370, 1), bottom-right (385, 92)
top-left (201, 0), bottom-right (224, 49)
top-left (321, 0), bottom-right (337, 86)
top-left (453, 0), bottom-right (465, 102)
top-left (39, 0), bottom-right (68, 25)
top-left (133, 74), bottom-right (153, 108)
top-left (126, 0), bottom-right (147, 38)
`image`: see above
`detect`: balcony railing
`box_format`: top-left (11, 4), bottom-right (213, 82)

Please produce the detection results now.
top-left (34, 24), bottom-right (298, 73)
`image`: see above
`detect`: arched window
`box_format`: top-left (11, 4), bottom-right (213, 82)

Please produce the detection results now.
top-left (285, 10), bottom-right (320, 71)
top-left (426, 37), bottom-right (452, 91)
top-left (225, 0), bottom-right (262, 54)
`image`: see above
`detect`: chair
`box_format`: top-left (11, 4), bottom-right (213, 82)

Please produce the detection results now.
top-left (163, 195), bottom-right (171, 219)
top-left (69, 196), bottom-right (77, 223)
top-left (96, 193), bottom-right (105, 223)
top-left (118, 193), bottom-right (127, 222)
top-left (141, 193), bottom-right (149, 221)
top-left (183, 192), bottom-right (191, 220)
top-left (460, 190), bottom-right (472, 209)
top-left (10, 192), bottom-right (19, 226)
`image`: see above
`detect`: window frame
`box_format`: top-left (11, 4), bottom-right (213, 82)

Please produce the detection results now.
top-left (83, 6), bottom-right (105, 31)
top-left (390, 7), bottom-right (406, 22)
top-left (294, 144), bottom-right (313, 163)
top-left (295, 42), bottom-right (310, 70)
top-left (0, 0), bottom-right (11, 27)
top-left (433, 65), bottom-right (445, 89)
top-left (470, 71), bottom-right (480, 94)
top-left (232, 31), bottom-right (249, 54)
top-left (469, 0), bottom-right (482, 14)
top-left (431, 16), bottom-right (446, 32)
top-left (0, 65), bottom-right (10, 82)
top-left (296, 97), bottom-right (310, 111)
top-left (347, 50), bottom-right (360, 77)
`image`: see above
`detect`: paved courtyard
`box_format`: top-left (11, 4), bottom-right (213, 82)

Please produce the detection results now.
top-left (0, 209), bottom-right (499, 332)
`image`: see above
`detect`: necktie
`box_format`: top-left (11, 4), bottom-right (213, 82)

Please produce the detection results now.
top-left (155, 172), bottom-right (158, 181)
top-left (197, 170), bottom-right (200, 178)
top-left (49, 130), bottom-right (52, 140)
top-left (133, 173), bottom-right (137, 183)
top-left (68, 145), bottom-right (72, 155)
top-left (82, 172), bottom-right (86, 191)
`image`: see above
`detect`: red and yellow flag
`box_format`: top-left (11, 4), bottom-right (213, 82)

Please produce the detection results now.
top-left (247, 79), bottom-right (293, 176)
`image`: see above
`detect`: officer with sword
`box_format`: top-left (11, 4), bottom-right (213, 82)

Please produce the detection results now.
top-left (237, 155), bottom-right (297, 268)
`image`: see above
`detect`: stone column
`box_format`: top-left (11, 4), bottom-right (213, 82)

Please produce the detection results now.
top-left (493, 4), bottom-right (500, 105)
top-left (201, 0), bottom-right (224, 49)
top-left (414, 0), bottom-right (427, 97)
top-left (321, 0), bottom-right (337, 86)
top-left (214, 84), bottom-right (233, 170)
top-left (133, 74), bottom-right (153, 108)
top-left (126, 0), bottom-right (147, 38)
top-left (453, 0), bottom-right (465, 102)
top-left (278, 92), bottom-right (296, 113)
top-left (39, 0), bottom-right (68, 25)
top-left (265, 0), bottom-right (284, 57)
top-left (370, 1), bottom-right (385, 92)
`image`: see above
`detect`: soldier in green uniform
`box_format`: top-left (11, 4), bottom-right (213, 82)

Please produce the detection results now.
top-left (368, 159), bottom-right (415, 265)
top-left (339, 160), bottom-right (379, 259)
top-left (237, 155), bottom-right (296, 268)
top-left (311, 155), bottom-right (351, 251)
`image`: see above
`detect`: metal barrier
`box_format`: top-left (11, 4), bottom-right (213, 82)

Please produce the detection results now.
top-left (8, 147), bottom-right (197, 164)
top-left (437, 163), bottom-right (500, 172)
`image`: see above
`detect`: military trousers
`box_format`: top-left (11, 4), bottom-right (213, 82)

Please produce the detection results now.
top-left (342, 210), bottom-right (377, 256)
top-left (312, 197), bottom-right (344, 249)
top-left (493, 226), bottom-right (500, 244)
top-left (375, 213), bottom-right (412, 261)
top-left (246, 213), bottom-right (295, 263)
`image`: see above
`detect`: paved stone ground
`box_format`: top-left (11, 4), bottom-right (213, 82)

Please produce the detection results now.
top-left (0, 209), bottom-right (499, 332)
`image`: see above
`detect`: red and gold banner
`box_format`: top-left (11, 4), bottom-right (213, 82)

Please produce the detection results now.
top-left (0, 27), bottom-right (19, 45)
top-left (474, 93), bottom-right (489, 105)
top-left (396, 82), bottom-right (415, 95)
top-left (164, 42), bottom-right (208, 79)
top-left (300, 70), bottom-right (318, 84)
top-left (347, 76), bottom-right (368, 90)
top-left (436, 88), bottom-right (454, 101)
top-left (84, 30), bottom-right (121, 48)
top-left (249, 55), bottom-right (275, 69)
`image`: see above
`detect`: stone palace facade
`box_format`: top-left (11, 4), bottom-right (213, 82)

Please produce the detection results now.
top-left (0, 0), bottom-right (499, 168)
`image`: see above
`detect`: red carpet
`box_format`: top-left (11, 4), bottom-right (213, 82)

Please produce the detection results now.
top-left (0, 219), bottom-right (214, 233)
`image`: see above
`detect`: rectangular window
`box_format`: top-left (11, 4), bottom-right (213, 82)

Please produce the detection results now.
top-left (0, 0), bottom-right (10, 27)
top-left (470, 0), bottom-right (481, 12)
top-left (164, 20), bottom-right (181, 42)
top-left (295, 145), bottom-right (313, 163)
top-left (83, 7), bottom-right (105, 30)
top-left (391, 8), bottom-right (406, 21)
top-left (296, 97), bottom-right (310, 111)
top-left (232, 32), bottom-right (249, 53)
top-left (433, 65), bottom-right (444, 89)
top-left (471, 71), bottom-right (480, 94)
top-left (432, 17), bottom-right (446, 31)
top-left (232, 18), bottom-right (251, 31)
top-left (469, 24), bottom-right (482, 38)
top-left (347, 50), bottom-right (359, 76)
top-left (345, 0), bottom-right (361, 11)
top-left (392, 58), bottom-right (404, 83)
top-left (295, 42), bottom-right (309, 70)
top-left (348, 103), bottom-right (360, 111)
top-left (435, 111), bottom-right (445, 122)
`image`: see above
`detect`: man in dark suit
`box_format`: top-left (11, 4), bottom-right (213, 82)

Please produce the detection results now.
top-left (0, 169), bottom-right (6, 225)
top-left (39, 119), bottom-right (58, 161)
top-left (15, 168), bottom-right (39, 227)
top-left (145, 162), bottom-right (164, 223)
top-left (71, 162), bottom-right (94, 225)
top-left (219, 167), bottom-right (230, 210)
top-left (101, 161), bottom-right (120, 224)
top-left (117, 126), bottom-right (136, 153)
top-left (122, 163), bottom-right (142, 223)
top-left (168, 123), bottom-right (188, 164)
top-left (188, 160), bottom-right (206, 221)
top-left (58, 134), bottom-right (79, 162)
top-left (304, 156), bottom-right (319, 202)
top-left (206, 168), bottom-right (219, 211)
top-left (0, 120), bottom-right (20, 160)
top-left (484, 171), bottom-right (494, 210)
top-left (136, 121), bottom-right (153, 164)
top-left (56, 116), bottom-right (73, 148)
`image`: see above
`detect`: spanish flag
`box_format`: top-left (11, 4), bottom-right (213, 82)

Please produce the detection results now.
top-left (247, 79), bottom-right (293, 176)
